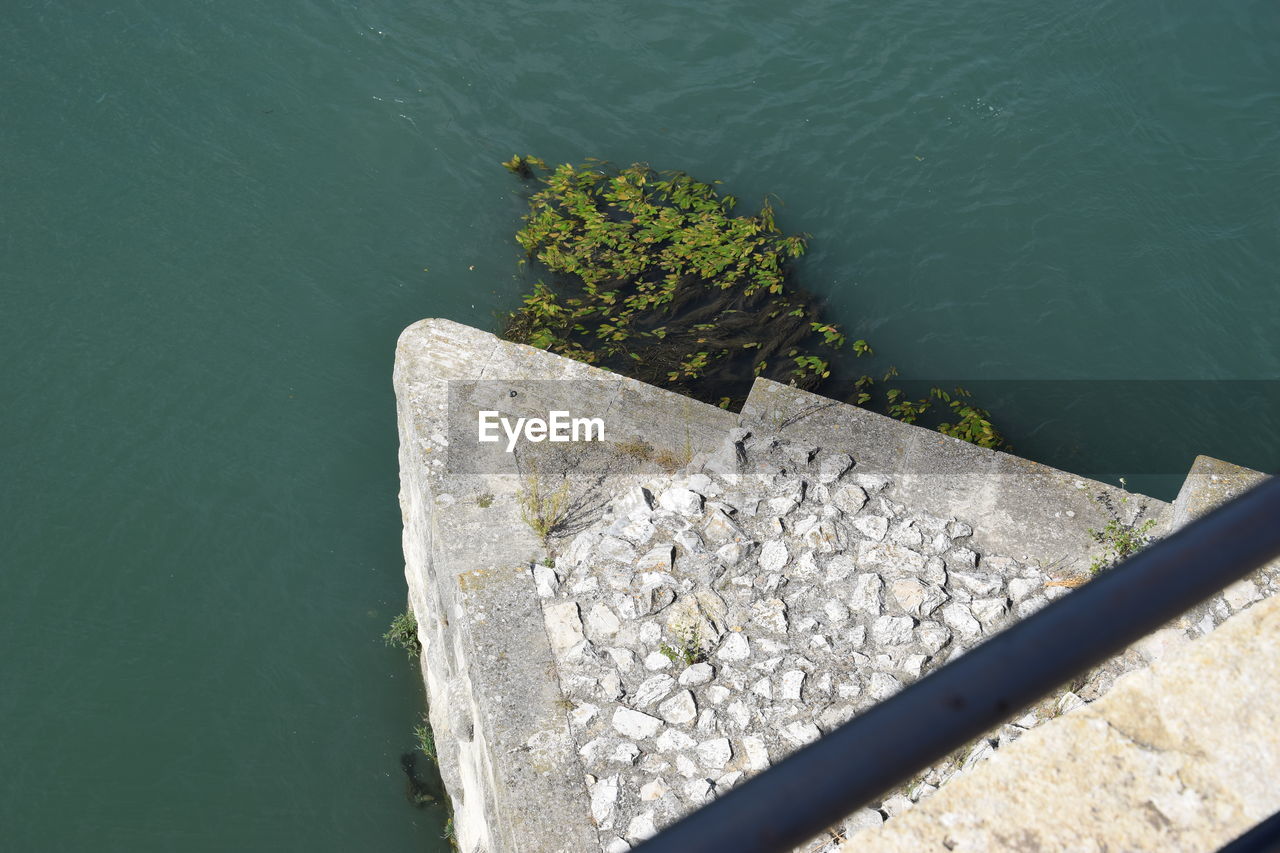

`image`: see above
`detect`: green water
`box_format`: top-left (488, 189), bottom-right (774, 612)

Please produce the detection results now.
top-left (2, 1), bottom-right (1276, 850)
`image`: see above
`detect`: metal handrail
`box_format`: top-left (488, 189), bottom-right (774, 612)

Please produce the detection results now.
top-left (633, 475), bottom-right (1280, 853)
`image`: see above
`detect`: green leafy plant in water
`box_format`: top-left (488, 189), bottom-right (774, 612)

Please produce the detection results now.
top-left (383, 609), bottom-right (421, 658)
top-left (500, 156), bottom-right (1007, 448)
top-left (500, 158), bottom-right (839, 403)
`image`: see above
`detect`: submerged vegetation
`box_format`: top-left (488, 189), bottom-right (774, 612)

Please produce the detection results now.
top-left (500, 156), bottom-right (1006, 448)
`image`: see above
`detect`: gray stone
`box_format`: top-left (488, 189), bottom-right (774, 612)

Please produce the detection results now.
top-left (888, 521), bottom-right (924, 549)
top-left (890, 578), bottom-right (946, 618)
top-left (697, 737), bottom-right (732, 769)
top-left (759, 539), bottom-right (789, 572)
top-left (915, 621), bottom-right (951, 655)
top-left (881, 792), bottom-right (914, 817)
top-left (824, 553), bottom-right (859, 584)
top-left (715, 541), bottom-right (751, 566)
top-left (850, 472), bottom-right (892, 493)
top-left (847, 573), bottom-right (884, 616)
top-left (857, 541), bottom-right (927, 575)
top-left (743, 735), bottom-right (770, 770)
top-left (599, 536), bottom-right (639, 564)
top-left (586, 602), bottom-right (622, 639)
top-left (941, 602), bottom-right (981, 639)
top-left (626, 812), bottom-right (657, 843)
top-left (951, 571), bottom-right (1003, 597)
top-left (610, 742), bottom-right (640, 764)
top-left (750, 597), bottom-right (789, 634)
top-left (801, 520), bottom-right (844, 553)
top-left (635, 545), bottom-right (674, 574)
top-left (614, 486), bottom-right (654, 518)
top-left (969, 597), bottom-right (1008, 628)
top-left (921, 556), bottom-right (947, 586)
top-left (679, 662), bottom-right (715, 687)
top-left (817, 452), bottom-right (854, 484)
top-left (655, 728), bottom-right (696, 752)
top-left (823, 599), bottom-right (850, 625)
top-left (842, 808), bottom-right (885, 834)
top-left (590, 776), bottom-right (619, 826)
top-left (782, 721), bottom-right (822, 746)
top-left (1224, 578), bottom-right (1261, 610)
top-left (851, 513), bottom-right (889, 541)
top-left (871, 614), bottom-right (915, 646)
top-left (833, 484), bottom-right (869, 515)
top-left (643, 651), bottom-right (672, 671)
top-left (1056, 691), bottom-right (1086, 715)
top-left (612, 708), bottom-right (663, 740)
top-left (1008, 576), bottom-right (1041, 603)
top-left (703, 508), bottom-right (746, 544)
top-left (765, 495), bottom-right (799, 517)
top-left (609, 514), bottom-right (656, 546)
top-left (545, 602), bottom-right (585, 651)
top-left (684, 778), bottom-right (713, 805)
top-left (659, 690), bottom-right (698, 725)
top-left (779, 669), bottom-right (806, 701)
top-left (961, 739), bottom-right (994, 770)
top-left (532, 564), bottom-right (559, 598)
top-left (1015, 593), bottom-right (1049, 619)
top-left (632, 674), bottom-right (675, 708)
top-left (868, 672), bottom-right (902, 701)
top-left (658, 487), bottom-right (704, 515)
top-left (716, 632), bottom-right (750, 661)
top-left (900, 653), bottom-right (927, 676)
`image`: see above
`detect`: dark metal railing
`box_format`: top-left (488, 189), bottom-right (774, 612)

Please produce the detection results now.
top-left (633, 475), bottom-right (1280, 853)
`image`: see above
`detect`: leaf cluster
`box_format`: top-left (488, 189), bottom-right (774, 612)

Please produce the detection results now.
top-left (499, 156), bottom-right (1007, 448)
top-left (383, 609), bottom-right (421, 658)
top-left (501, 158), bottom-right (836, 401)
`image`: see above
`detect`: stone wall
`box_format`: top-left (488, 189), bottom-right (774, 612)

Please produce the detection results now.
top-left (394, 318), bottom-right (1276, 853)
top-left (842, 593), bottom-right (1280, 852)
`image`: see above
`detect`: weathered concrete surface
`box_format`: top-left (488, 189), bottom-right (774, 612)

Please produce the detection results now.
top-left (743, 379), bottom-right (1171, 573)
top-left (396, 319), bottom-right (1275, 853)
top-left (844, 593), bottom-right (1280, 853)
top-left (1157, 456), bottom-right (1279, 640)
top-left (1171, 454), bottom-right (1270, 529)
top-left (395, 318), bottom-right (737, 853)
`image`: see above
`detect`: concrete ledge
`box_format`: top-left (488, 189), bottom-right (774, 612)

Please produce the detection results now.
top-left (742, 379), bottom-right (1170, 571)
top-left (395, 319), bottom-right (737, 853)
top-left (844, 593), bottom-right (1280, 852)
top-left (395, 319), bottom-right (1274, 853)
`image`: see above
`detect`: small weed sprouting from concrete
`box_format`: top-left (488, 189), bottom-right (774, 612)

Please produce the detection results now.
top-left (1088, 518), bottom-right (1157, 574)
top-left (476, 492), bottom-right (494, 508)
top-left (654, 446), bottom-right (692, 473)
top-left (1088, 482), bottom-right (1158, 575)
top-left (383, 609), bottom-right (421, 658)
top-left (616, 437), bottom-right (656, 460)
top-left (517, 461), bottom-right (572, 545)
top-left (659, 628), bottom-right (707, 666)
